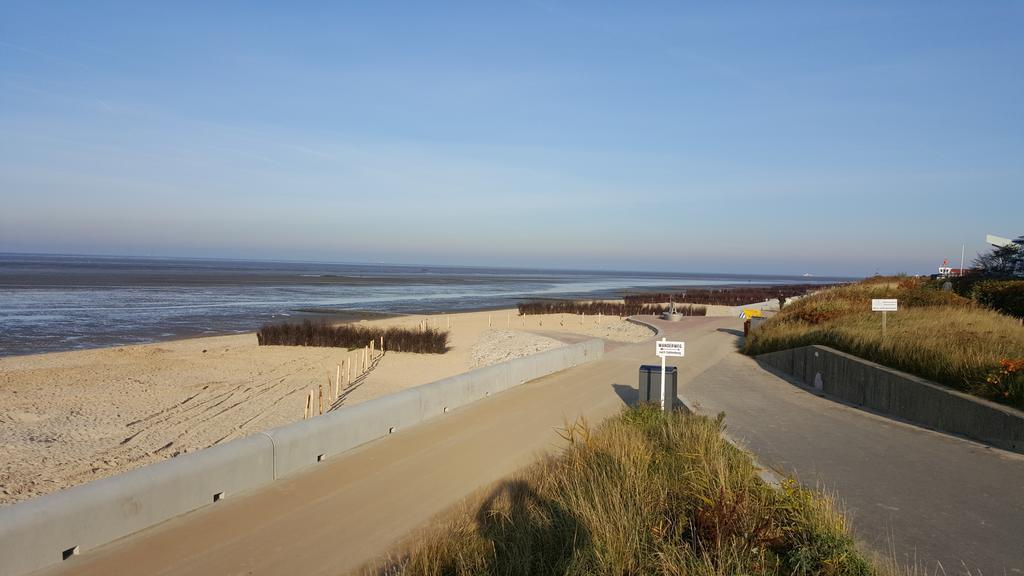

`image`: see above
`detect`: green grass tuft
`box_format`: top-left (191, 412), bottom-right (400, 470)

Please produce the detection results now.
top-left (376, 406), bottom-right (874, 575)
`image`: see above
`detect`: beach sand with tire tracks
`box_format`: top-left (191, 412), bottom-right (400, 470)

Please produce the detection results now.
top-left (0, 308), bottom-right (653, 505)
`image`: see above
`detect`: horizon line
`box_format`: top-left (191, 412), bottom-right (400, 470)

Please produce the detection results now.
top-left (0, 250), bottom-right (862, 281)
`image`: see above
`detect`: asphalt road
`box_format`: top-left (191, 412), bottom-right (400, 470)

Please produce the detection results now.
top-left (682, 327), bottom-right (1024, 575)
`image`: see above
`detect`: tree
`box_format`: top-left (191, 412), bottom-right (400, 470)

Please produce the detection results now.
top-left (973, 240), bottom-right (1023, 278)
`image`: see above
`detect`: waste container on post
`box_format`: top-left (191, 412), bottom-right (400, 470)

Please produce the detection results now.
top-left (638, 364), bottom-right (677, 411)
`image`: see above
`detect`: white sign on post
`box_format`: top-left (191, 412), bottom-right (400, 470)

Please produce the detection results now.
top-left (871, 299), bottom-right (898, 339)
top-left (656, 340), bottom-right (685, 357)
top-left (655, 338), bottom-right (685, 411)
top-left (871, 299), bottom-right (898, 312)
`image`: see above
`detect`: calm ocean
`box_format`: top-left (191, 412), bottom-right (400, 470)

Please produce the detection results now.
top-left (0, 254), bottom-right (846, 357)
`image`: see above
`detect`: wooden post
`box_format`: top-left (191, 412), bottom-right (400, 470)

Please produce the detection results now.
top-left (380, 335), bottom-right (385, 354)
top-left (581, 312), bottom-right (584, 326)
top-left (327, 371), bottom-right (334, 403)
top-left (304, 390), bottom-right (312, 419)
top-left (336, 364), bottom-right (341, 397)
top-left (488, 314), bottom-right (492, 328)
top-left (318, 385), bottom-right (324, 415)
top-left (447, 315), bottom-right (451, 329)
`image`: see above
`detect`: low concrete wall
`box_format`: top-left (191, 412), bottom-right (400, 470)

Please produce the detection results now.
top-left (269, 340), bottom-right (603, 477)
top-left (757, 345), bottom-right (1024, 454)
top-left (0, 434), bottom-right (275, 576)
top-left (0, 339), bottom-right (603, 576)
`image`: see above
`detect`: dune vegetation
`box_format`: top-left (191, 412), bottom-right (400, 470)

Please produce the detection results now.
top-left (517, 301), bottom-right (706, 317)
top-left (743, 277), bottom-right (1024, 408)
top-left (624, 284), bottom-right (839, 307)
top-left (257, 320), bottom-right (449, 354)
top-left (380, 405), bottom-right (873, 576)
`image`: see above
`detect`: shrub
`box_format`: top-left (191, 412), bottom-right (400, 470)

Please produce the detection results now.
top-left (257, 320), bottom-right (448, 354)
top-left (624, 284), bottom-right (841, 307)
top-left (976, 358), bottom-right (1024, 405)
top-left (516, 300), bottom-right (706, 317)
top-left (970, 280), bottom-right (1024, 319)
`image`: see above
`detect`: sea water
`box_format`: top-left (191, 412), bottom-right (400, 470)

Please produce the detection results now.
top-left (0, 254), bottom-right (845, 356)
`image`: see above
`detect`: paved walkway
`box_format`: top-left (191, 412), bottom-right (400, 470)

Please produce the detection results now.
top-left (43, 317), bottom-right (733, 576)
top-left (43, 317), bottom-right (1024, 575)
top-left (680, 331), bottom-right (1024, 575)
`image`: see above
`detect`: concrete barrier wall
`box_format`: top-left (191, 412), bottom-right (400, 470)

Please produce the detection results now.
top-left (0, 339), bottom-right (603, 576)
top-left (757, 345), bottom-right (1024, 454)
top-left (267, 339), bottom-right (603, 478)
top-left (0, 434), bottom-right (275, 576)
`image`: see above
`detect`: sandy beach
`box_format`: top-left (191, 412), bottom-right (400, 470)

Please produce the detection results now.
top-left (0, 309), bottom-right (653, 505)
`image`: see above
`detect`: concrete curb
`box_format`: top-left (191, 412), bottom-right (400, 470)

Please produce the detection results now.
top-left (625, 316), bottom-right (660, 338)
top-left (756, 345), bottom-right (1024, 454)
top-left (0, 339), bottom-right (604, 576)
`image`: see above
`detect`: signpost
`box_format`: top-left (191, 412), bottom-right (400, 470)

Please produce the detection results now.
top-left (655, 337), bottom-right (685, 410)
top-left (871, 299), bottom-right (898, 339)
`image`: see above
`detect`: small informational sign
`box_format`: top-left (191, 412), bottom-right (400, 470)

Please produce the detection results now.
top-left (871, 299), bottom-right (898, 312)
top-left (656, 340), bottom-right (685, 357)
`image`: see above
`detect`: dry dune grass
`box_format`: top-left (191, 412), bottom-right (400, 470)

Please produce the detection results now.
top-left (744, 278), bottom-right (1024, 408)
top-left (379, 406), bottom-right (872, 576)
top-left (517, 300), bottom-right (706, 317)
top-left (257, 320), bottom-right (449, 354)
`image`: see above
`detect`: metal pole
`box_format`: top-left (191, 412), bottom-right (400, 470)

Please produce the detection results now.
top-left (660, 337), bottom-right (667, 411)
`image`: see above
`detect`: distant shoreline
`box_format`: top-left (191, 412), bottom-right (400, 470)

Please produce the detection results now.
top-left (0, 253), bottom-right (849, 357)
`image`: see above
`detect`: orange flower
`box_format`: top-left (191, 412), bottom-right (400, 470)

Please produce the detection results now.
top-left (998, 358), bottom-right (1024, 373)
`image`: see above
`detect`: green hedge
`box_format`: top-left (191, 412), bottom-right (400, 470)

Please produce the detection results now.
top-left (971, 280), bottom-right (1024, 319)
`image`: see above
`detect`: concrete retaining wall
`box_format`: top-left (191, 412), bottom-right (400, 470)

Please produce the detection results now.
top-left (757, 345), bottom-right (1024, 454)
top-left (0, 434), bottom-right (275, 576)
top-left (0, 338), bottom-right (603, 576)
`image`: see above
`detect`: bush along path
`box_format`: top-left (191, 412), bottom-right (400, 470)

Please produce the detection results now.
top-left (386, 405), bottom-right (874, 576)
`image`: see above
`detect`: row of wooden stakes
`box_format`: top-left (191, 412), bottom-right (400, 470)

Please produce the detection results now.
top-left (304, 336), bottom-right (385, 419)
top-left (426, 311), bottom-right (611, 331)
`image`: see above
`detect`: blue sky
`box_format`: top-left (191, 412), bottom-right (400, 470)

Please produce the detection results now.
top-left (1, 2), bottom-right (1021, 276)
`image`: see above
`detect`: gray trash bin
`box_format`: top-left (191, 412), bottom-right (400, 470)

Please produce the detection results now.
top-left (638, 364), bottom-right (677, 410)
